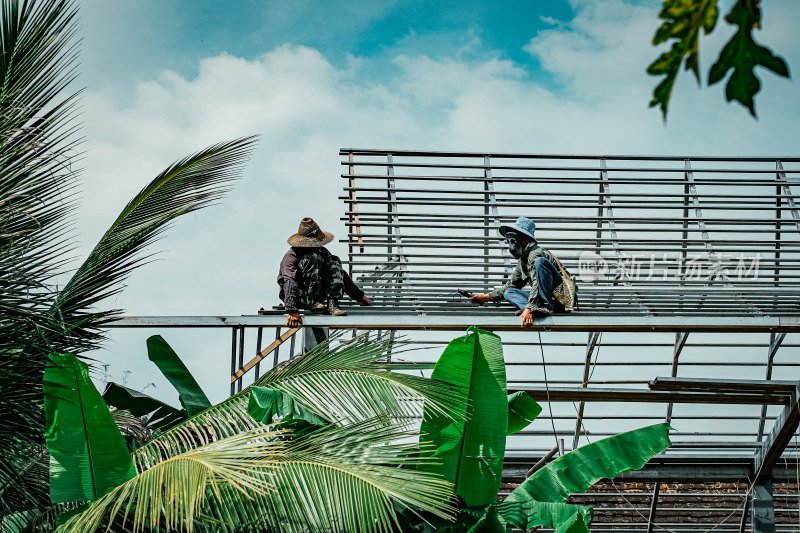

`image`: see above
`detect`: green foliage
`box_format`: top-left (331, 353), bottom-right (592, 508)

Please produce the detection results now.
top-left (146, 335), bottom-right (212, 417)
top-left (707, 0), bottom-right (790, 115)
top-left (248, 386), bottom-right (330, 428)
top-left (496, 500), bottom-right (592, 531)
top-left (506, 391), bottom-right (542, 436)
top-left (43, 353), bottom-right (136, 503)
top-left (102, 382), bottom-right (186, 432)
top-left (648, 0), bottom-right (789, 118)
top-left (504, 423), bottom-right (672, 505)
top-left (647, 0), bottom-right (719, 117)
top-left (418, 327), bottom-right (507, 508)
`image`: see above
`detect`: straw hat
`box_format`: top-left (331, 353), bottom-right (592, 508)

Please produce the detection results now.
top-left (287, 217), bottom-right (334, 247)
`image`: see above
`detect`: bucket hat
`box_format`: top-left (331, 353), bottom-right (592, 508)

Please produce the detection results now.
top-left (499, 216), bottom-right (536, 241)
top-left (287, 217), bottom-right (334, 247)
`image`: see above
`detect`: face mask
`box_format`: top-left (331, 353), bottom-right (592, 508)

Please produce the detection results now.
top-left (505, 231), bottom-right (524, 259)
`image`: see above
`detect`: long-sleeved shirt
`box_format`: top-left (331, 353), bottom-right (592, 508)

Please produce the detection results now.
top-left (488, 244), bottom-right (568, 310)
top-left (277, 247), bottom-right (364, 313)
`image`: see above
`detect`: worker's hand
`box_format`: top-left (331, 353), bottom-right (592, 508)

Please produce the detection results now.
top-left (360, 295), bottom-right (372, 306)
top-left (287, 312), bottom-right (303, 327)
top-left (469, 293), bottom-right (491, 305)
top-left (520, 308), bottom-right (534, 328)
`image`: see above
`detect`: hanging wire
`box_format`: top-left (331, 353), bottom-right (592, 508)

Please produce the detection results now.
top-left (538, 329), bottom-right (560, 450)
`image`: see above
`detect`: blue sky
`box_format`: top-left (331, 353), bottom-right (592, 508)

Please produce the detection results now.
top-left (83, 0), bottom-right (574, 90)
top-left (75, 0), bottom-right (799, 404)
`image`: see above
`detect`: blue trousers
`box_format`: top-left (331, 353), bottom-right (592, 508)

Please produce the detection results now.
top-left (503, 257), bottom-right (562, 311)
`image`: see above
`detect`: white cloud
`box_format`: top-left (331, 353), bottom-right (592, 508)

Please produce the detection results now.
top-left (79, 0), bottom-right (799, 405)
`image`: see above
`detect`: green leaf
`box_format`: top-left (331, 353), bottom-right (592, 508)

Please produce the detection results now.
top-left (102, 382), bottom-right (186, 431)
top-left (419, 327), bottom-right (507, 508)
top-left (507, 392), bottom-right (541, 435)
top-left (43, 353), bottom-right (136, 503)
top-left (505, 423), bottom-right (672, 504)
top-left (465, 504), bottom-right (507, 533)
top-left (248, 386), bottom-right (330, 428)
top-left (554, 511), bottom-right (591, 533)
top-left (708, 0), bottom-right (790, 116)
top-left (146, 335), bottom-right (211, 417)
top-left (496, 500), bottom-right (593, 531)
top-left (647, 0), bottom-right (720, 118)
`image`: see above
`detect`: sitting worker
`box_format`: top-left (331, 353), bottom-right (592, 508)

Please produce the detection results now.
top-left (469, 216), bottom-right (573, 327)
top-left (278, 217), bottom-right (371, 327)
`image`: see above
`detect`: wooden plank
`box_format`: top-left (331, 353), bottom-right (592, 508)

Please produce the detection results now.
top-left (230, 327), bottom-right (300, 383)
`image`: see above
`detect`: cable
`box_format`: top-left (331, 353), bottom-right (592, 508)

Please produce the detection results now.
top-left (537, 329), bottom-right (560, 450)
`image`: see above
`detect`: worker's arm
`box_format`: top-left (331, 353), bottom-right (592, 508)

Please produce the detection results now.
top-left (343, 270), bottom-right (371, 306)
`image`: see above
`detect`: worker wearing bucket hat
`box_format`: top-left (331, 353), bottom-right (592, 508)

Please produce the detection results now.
top-left (278, 217), bottom-right (371, 327)
top-left (469, 216), bottom-right (573, 326)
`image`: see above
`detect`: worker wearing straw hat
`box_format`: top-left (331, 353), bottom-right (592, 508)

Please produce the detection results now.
top-left (278, 217), bottom-right (371, 327)
top-left (470, 216), bottom-right (573, 326)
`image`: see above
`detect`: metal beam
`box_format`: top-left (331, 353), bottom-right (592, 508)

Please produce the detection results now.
top-left (646, 482), bottom-right (660, 533)
top-left (514, 386), bottom-right (790, 405)
top-left (754, 382), bottom-right (800, 479)
top-left (103, 314), bottom-right (800, 332)
top-left (751, 477), bottom-right (775, 533)
top-left (650, 377), bottom-right (798, 395)
top-left (758, 332), bottom-right (788, 440)
top-left (573, 332), bottom-right (601, 449)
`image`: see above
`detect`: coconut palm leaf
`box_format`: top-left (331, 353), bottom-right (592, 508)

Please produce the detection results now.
top-left (57, 426), bottom-right (287, 533)
top-left (63, 419), bottom-right (455, 533)
top-left (133, 333), bottom-right (464, 467)
top-left (0, 0), bottom-right (81, 512)
top-left (49, 135), bottom-right (258, 352)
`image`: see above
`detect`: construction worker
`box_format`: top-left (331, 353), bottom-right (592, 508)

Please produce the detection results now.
top-left (469, 217), bottom-right (571, 327)
top-left (278, 218), bottom-right (371, 327)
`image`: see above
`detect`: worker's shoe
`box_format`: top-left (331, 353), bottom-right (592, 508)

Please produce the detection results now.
top-left (327, 299), bottom-right (347, 316)
top-left (309, 302), bottom-right (326, 314)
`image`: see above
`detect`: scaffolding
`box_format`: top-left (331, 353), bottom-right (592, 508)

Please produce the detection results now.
top-left (108, 150), bottom-right (800, 533)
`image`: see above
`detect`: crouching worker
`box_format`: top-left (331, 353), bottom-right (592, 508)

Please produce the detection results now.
top-left (469, 216), bottom-right (575, 327)
top-left (279, 218), bottom-right (371, 327)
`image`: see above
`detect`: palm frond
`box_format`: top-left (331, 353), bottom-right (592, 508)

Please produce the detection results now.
top-left (58, 426), bottom-right (287, 533)
top-left (0, 0), bottom-right (81, 515)
top-left (49, 135), bottom-right (258, 353)
top-left (133, 333), bottom-right (464, 468)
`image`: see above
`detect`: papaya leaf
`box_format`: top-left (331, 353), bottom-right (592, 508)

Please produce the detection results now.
top-left (247, 386), bottom-right (330, 428)
top-left (496, 500), bottom-right (593, 531)
top-left (418, 327), bottom-right (507, 508)
top-left (505, 423), bottom-right (672, 504)
top-left (507, 392), bottom-right (541, 436)
top-left (146, 335), bottom-right (211, 416)
top-left (708, 0), bottom-right (790, 116)
top-left (102, 382), bottom-right (186, 431)
top-left (648, 0), bottom-right (719, 118)
top-left (44, 353), bottom-right (136, 503)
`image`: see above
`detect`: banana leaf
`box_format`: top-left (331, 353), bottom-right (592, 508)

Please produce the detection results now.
top-left (247, 386), bottom-right (330, 428)
top-left (146, 335), bottom-right (211, 416)
top-left (554, 511), bottom-right (591, 533)
top-left (465, 505), bottom-right (507, 533)
top-left (102, 382), bottom-right (186, 431)
top-left (496, 500), bottom-right (592, 530)
top-left (419, 326), bottom-right (507, 508)
top-left (507, 392), bottom-right (542, 435)
top-left (505, 423), bottom-right (672, 504)
top-left (44, 353), bottom-right (136, 503)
